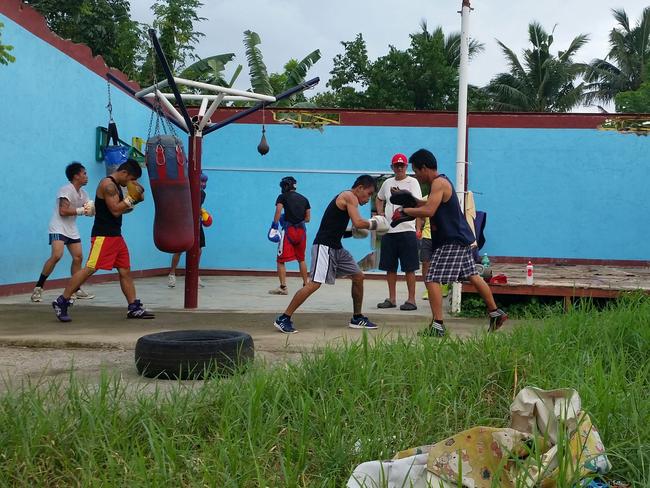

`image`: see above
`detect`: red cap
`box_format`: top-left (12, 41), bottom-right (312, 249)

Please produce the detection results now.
top-left (391, 153), bottom-right (408, 166)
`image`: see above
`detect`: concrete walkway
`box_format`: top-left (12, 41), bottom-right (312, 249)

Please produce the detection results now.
top-left (0, 275), bottom-right (444, 316)
top-left (0, 276), bottom-right (508, 389)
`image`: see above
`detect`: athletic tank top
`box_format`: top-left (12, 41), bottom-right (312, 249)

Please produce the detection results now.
top-left (313, 194), bottom-right (350, 249)
top-left (430, 175), bottom-right (475, 247)
top-left (91, 176), bottom-right (123, 237)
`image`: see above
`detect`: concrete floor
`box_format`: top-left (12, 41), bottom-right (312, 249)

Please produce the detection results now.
top-left (0, 274), bottom-right (445, 316)
top-left (0, 275), bottom-right (505, 390)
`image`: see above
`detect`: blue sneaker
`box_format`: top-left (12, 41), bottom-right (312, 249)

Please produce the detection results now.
top-left (52, 295), bottom-right (72, 322)
top-left (274, 314), bottom-right (297, 334)
top-left (349, 316), bottom-right (377, 329)
top-left (127, 299), bottom-right (155, 319)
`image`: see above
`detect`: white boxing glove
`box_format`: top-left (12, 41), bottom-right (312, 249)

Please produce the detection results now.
top-left (368, 215), bottom-right (390, 235)
top-left (75, 207), bottom-right (85, 216)
top-left (83, 200), bottom-right (95, 216)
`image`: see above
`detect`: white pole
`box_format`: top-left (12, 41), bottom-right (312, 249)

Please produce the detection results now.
top-left (451, 0), bottom-right (472, 314)
top-left (198, 93), bottom-right (226, 132)
top-left (172, 77), bottom-right (276, 102)
top-left (155, 89), bottom-right (189, 132)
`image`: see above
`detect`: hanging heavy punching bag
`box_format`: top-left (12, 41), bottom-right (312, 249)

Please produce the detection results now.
top-left (146, 135), bottom-right (194, 253)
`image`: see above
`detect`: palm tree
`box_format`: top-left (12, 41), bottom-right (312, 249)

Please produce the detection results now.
top-left (584, 7), bottom-right (650, 105)
top-left (179, 53), bottom-right (243, 88)
top-left (486, 22), bottom-right (589, 112)
top-left (243, 30), bottom-right (320, 106)
top-left (418, 20), bottom-right (484, 68)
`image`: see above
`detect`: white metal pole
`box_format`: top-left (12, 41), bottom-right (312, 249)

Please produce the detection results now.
top-left (172, 77), bottom-right (277, 102)
top-left (155, 89), bottom-right (189, 132)
top-left (451, 0), bottom-right (472, 314)
top-left (198, 93), bottom-right (226, 132)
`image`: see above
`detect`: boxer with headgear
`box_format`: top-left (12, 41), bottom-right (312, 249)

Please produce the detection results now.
top-left (31, 162), bottom-right (95, 303)
top-left (168, 171), bottom-right (211, 288)
top-left (268, 176), bottom-right (311, 295)
top-left (273, 175), bottom-right (389, 333)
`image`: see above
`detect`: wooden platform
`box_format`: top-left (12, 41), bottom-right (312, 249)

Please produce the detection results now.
top-left (462, 264), bottom-right (650, 301)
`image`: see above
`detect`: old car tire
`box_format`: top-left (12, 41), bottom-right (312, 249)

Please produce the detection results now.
top-left (135, 330), bottom-right (254, 379)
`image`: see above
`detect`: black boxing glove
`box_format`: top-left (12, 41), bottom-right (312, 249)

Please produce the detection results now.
top-left (390, 208), bottom-right (415, 227)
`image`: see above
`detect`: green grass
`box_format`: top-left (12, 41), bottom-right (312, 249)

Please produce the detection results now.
top-left (0, 294), bottom-right (649, 487)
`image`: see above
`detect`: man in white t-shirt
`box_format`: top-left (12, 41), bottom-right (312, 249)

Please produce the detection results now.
top-left (375, 153), bottom-right (422, 311)
top-left (31, 162), bottom-right (95, 302)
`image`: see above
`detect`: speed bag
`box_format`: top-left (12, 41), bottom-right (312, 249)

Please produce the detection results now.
top-left (145, 135), bottom-right (194, 253)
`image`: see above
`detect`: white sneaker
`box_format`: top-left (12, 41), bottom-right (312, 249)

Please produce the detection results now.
top-left (74, 288), bottom-right (95, 299)
top-left (30, 287), bottom-right (43, 302)
top-left (198, 277), bottom-right (205, 288)
top-left (168, 274), bottom-right (176, 288)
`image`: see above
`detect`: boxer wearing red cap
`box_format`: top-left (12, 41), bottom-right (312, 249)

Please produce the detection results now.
top-left (375, 153), bottom-right (422, 311)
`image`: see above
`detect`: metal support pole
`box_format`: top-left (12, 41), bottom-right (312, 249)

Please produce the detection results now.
top-left (451, 0), bottom-right (472, 314)
top-left (184, 133), bottom-right (202, 308)
top-left (148, 29), bottom-right (195, 136)
top-left (110, 36), bottom-right (318, 309)
top-left (203, 77), bottom-right (319, 135)
top-left (106, 73), bottom-right (186, 132)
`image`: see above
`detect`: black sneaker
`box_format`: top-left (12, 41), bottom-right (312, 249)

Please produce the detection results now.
top-left (488, 308), bottom-right (508, 332)
top-left (418, 320), bottom-right (446, 337)
top-left (52, 295), bottom-right (73, 322)
top-left (127, 299), bottom-right (155, 319)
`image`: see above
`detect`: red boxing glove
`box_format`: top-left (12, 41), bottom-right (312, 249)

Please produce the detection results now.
top-left (201, 208), bottom-right (213, 227)
top-left (390, 208), bottom-right (415, 228)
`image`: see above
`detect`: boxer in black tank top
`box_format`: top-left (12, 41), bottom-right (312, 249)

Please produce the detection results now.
top-left (401, 149), bottom-right (508, 336)
top-left (273, 175), bottom-right (389, 334)
top-left (52, 160), bottom-right (156, 322)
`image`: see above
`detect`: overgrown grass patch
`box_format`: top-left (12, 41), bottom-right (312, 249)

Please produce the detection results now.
top-left (0, 294), bottom-right (648, 486)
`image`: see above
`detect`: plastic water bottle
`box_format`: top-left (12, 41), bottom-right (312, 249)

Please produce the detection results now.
top-left (526, 261), bottom-right (534, 285)
top-left (481, 253), bottom-right (490, 268)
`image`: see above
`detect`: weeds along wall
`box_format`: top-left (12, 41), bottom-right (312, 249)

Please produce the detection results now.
top-left (1, 8), bottom-right (648, 287)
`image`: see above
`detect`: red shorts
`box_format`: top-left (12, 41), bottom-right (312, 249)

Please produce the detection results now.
top-left (277, 225), bottom-right (306, 263)
top-left (86, 236), bottom-right (131, 270)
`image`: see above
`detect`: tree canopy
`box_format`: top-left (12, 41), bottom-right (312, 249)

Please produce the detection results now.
top-left (485, 22), bottom-right (589, 112)
top-left (584, 7), bottom-right (650, 105)
top-left (615, 71), bottom-right (650, 112)
top-left (314, 23), bottom-right (483, 110)
top-left (0, 21), bottom-right (16, 65)
top-left (242, 29), bottom-right (320, 106)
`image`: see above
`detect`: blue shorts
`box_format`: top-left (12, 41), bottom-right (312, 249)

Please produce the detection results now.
top-left (378, 232), bottom-right (420, 273)
top-left (49, 233), bottom-right (81, 245)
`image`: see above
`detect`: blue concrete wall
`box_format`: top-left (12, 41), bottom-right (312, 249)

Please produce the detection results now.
top-left (1, 13), bottom-right (648, 287)
top-left (469, 128), bottom-right (648, 260)
top-left (0, 16), bottom-right (162, 285)
top-left (199, 124), bottom-right (457, 271)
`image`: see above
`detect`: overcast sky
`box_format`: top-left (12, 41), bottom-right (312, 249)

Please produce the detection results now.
top-left (129, 0), bottom-right (649, 111)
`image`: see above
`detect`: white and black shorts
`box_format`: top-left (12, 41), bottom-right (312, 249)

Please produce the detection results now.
top-left (425, 243), bottom-right (478, 284)
top-left (309, 244), bottom-right (361, 285)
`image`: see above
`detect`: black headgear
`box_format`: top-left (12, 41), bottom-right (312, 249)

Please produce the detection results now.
top-left (280, 176), bottom-right (297, 193)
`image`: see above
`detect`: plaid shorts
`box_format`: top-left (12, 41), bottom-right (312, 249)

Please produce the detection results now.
top-left (425, 243), bottom-right (478, 284)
